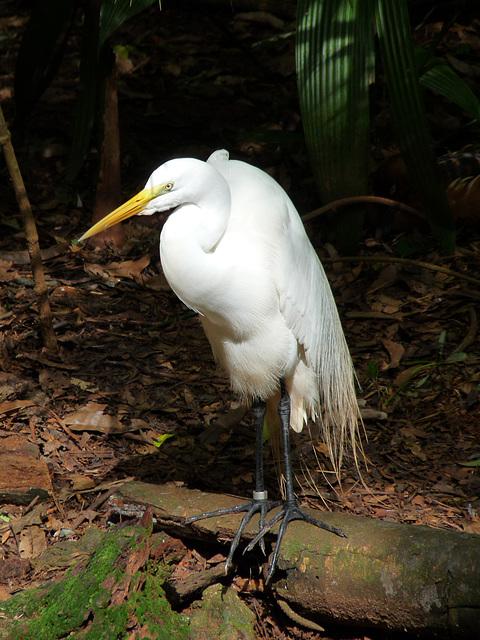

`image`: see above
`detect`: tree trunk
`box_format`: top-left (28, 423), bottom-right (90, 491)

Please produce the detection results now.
top-left (0, 105), bottom-right (57, 352)
top-left (112, 481), bottom-right (480, 639)
top-left (89, 47), bottom-right (125, 248)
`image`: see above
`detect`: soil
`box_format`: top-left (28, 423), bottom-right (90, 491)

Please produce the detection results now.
top-left (1, 2), bottom-right (480, 639)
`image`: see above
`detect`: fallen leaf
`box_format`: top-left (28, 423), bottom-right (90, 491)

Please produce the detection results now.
top-left (71, 377), bottom-right (98, 392)
top-left (394, 364), bottom-right (433, 387)
top-left (380, 338), bottom-right (405, 369)
top-left (0, 399), bottom-right (36, 416)
top-left (411, 495), bottom-right (425, 507)
top-left (84, 255), bottom-right (150, 283)
top-left (18, 526), bottom-right (47, 559)
top-left (70, 475), bottom-right (96, 491)
top-left (64, 402), bottom-right (122, 433)
top-left (0, 259), bottom-right (18, 282)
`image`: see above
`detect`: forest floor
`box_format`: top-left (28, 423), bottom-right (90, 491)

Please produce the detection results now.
top-left (1, 2), bottom-right (480, 639)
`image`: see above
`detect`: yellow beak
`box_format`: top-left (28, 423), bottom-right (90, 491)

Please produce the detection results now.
top-left (77, 185), bottom-right (167, 242)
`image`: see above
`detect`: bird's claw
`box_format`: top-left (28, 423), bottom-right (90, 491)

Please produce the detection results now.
top-left (185, 496), bottom-right (282, 574)
top-left (186, 497), bottom-right (345, 583)
top-left (245, 500), bottom-right (347, 583)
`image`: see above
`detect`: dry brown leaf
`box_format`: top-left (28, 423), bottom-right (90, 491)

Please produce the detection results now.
top-left (0, 259), bottom-right (18, 282)
top-left (143, 273), bottom-right (171, 291)
top-left (70, 475), bottom-right (96, 491)
top-left (84, 255), bottom-right (150, 283)
top-left (18, 526), bottom-right (47, 559)
top-left (370, 294), bottom-right (404, 315)
top-left (0, 399), bottom-right (36, 416)
top-left (393, 365), bottom-right (428, 387)
top-left (64, 402), bottom-right (122, 433)
top-left (368, 264), bottom-right (400, 293)
top-left (380, 337), bottom-right (405, 369)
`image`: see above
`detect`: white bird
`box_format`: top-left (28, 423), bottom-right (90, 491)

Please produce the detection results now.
top-left (79, 149), bottom-right (361, 581)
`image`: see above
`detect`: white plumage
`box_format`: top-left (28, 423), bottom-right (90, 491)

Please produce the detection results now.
top-left (79, 149), bottom-right (361, 579)
top-left (156, 150), bottom-right (359, 467)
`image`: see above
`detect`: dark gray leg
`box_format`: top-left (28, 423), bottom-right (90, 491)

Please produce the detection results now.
top-left (185, 398), bottom-right (281, 572)
top-left (245, 379), bottom-right (347, 583)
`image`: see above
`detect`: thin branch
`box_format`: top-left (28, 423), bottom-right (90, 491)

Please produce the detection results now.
top-left (322, 254), bottom-right (480, 287)
top-left (0, 104), bottom-right (57, 351)
top-left (302, 195), bottom-right (427, 223)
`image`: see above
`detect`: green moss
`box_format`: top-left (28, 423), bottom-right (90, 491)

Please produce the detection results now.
top-left (73, 603), bottom-right (130, 640)
top-left (189, 584), bottom-right (256, 640)
top-left (0, 524), bottom-right (189, 640)
top-left (131, 574), bottom-right (189, 640)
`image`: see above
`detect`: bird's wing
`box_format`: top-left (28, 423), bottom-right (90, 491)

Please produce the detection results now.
top-left (207, 150), bottom-right (347, 366)
top-left (208, 150), bottom-right (346, 374)
top-left (278, 198), bottom-right (360, 466)
top-left (207, 150), bottom-right (359, 465)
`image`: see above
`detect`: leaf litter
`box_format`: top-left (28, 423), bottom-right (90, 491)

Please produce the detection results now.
top-left (1, 3), bottom-right (480, 638)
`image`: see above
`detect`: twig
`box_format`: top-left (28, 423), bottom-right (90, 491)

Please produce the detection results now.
top-left (0, 104), bottom-right (57, 351)
top-left (302, 195), bottom-right (427, 223)
top-left (322, 254), bottom-right (480, 287)
top-left (276, 598), bottom-right (325, 633)
top-left (450, 307), bottom-right (478, 355)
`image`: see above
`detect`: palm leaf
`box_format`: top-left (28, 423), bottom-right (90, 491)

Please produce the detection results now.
top-left (99, 0), bottom-right (160, 48)
top-left (296, 0), bottom-right (375, 250)
top-left (415, 46), bottom-right (480, 122)
top-left (296, 0), bottom-right (457, 253)
top-left (375, 0), bottom-right (455, 253)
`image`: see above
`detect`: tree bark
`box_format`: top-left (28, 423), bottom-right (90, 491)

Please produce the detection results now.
top-left (0, 105), bottom-right (57, 352)
top-left (88, 46), bottom-right (125, 248)
top-left (111, 481), bottom-right (480, 639)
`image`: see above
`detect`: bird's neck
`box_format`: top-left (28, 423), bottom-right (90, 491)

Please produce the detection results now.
top-left (159, 186), bottom-right (232, 312)
top-left (166, 186), bottom-right (231, 252)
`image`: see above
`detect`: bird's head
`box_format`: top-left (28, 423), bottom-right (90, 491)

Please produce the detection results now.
top-left (77, 157), bottom-right (214, 242)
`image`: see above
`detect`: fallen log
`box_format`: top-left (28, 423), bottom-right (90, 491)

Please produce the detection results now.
top-left (111, 481), bottom-right (480, 639)
top-left (0, 450), bottom-right (52, 505)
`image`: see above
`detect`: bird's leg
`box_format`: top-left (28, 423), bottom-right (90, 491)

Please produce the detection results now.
top-left (250, 398), bottom-right (269, 554)
top-left (184, 398), bottom-right (281, 573)
top-left (246, 379), bottom-right (347, 583)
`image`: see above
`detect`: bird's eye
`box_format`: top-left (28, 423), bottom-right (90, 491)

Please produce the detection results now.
top-left (164, 182), bottom-right (174, 191)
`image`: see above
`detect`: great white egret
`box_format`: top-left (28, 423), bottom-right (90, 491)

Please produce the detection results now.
top-left (79, 149), bottom-right (361, 581)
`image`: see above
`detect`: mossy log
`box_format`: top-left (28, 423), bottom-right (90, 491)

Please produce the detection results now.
top-left (0, 520), bottom-right (190, 640)
top-left (113, 481), bottom-right (480, 639)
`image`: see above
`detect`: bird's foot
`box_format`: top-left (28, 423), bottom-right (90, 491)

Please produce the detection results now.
top-left (185, 491), bottom-right (282, 573)
top-left (245, 500), bottom-right (347, 583)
